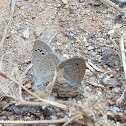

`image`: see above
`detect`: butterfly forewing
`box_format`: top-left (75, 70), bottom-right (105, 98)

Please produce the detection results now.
top-left (33, 40), bottom-right (53, 82)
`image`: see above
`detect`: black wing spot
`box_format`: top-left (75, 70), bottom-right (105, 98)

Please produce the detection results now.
top-left (36, 59), bottom-right (40, 61)
top-left (39, 69), bottom-right (42, 72)
top-left (35, 49), bottom-right (37, 52)
top-left (42, 52), bottom-right (45, 55)
top-left (40, 50), bottom-right (43, 52)
top-left (76, 63), bottom-right (79, 66)
top-left (38, 49), bottom-right (40, 51)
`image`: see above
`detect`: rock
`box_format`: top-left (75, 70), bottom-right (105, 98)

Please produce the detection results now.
top-left (88, 46), bottom-right (94, 50)
top-left (62, 0), bottom-right (68, 4)
top-left (50, 115), bottom-right (57, 120)
top-left (88, 0), bottom-right (102, 6)
top-left (104, 21), bottom-right (112, 26)
top-left (56, 4), bottom-right (61, 8)
top-left (108, 29), bottom-right (115, 39)
top-left (22, 28), bottom-right (30, 39)
top-left (110, 106), bottom-right (120, 113)
top-left (79, 0), bottom-right (85, 3)
top-left (69, 0), bottom-right (78, 5)
top-left (63, 54), bottom-right (69, 58)
top-left (34, 27), bottom-right (43, 37)
top-left (124, 110), bottom-right (126, 114)
top-left (112, 87), bottom-right (120, 93)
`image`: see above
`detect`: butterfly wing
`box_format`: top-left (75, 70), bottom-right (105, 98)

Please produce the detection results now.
top-left (58, 57), bottom-right (86, 87)
top-left (33, 40), bottom-right (53, 82)
top-left (34, 53), bottom-right (60, 90)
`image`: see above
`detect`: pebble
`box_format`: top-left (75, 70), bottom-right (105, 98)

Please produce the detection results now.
top-left (88, 0), bottom-right (102, 6)
top-left (0, 116), bottom-right (7, 120)
top-left (79, 0), bottom-right (85, 3)
top-left (62, 0), bottom-right (68, 4)
top-left (116, 121), bottom-right (120, 125)
top-left (112, 87), bottom-right (120, 93)
top-left (108, 29), bottom-right (115, 39)
top-left (124, 110), bottom-right (126, 114)
top-left (63, 54), bottom-right (69, 58)
top-left (50, 115), bottom-right (57, 120)
top-left (22, 28), bottom-right (30, 39)
top-left (102, 76), bottom-right (110, 85)
top-left (110, 106), bottom-right (120, 113)
top-left (88, 46), bottom-right (94, 50)
top-left (34, 27), bottom-right (43, 37)
top-left (56, 4), bottom-right (61, 8)
top-left (85, 69), bottom-right (91, 76)
top-left (104, 21), bottom-right (112, 26)
top-left (75, 38), bottom-right (82, 45)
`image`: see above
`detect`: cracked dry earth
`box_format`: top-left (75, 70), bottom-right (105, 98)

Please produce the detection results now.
top-left (0, 0), bottom-right (126, 126)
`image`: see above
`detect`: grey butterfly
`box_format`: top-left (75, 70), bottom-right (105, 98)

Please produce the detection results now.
top-left (33, 40), bottom-right (60, 90)
top-left (57, 57), bottom-right (86, 87)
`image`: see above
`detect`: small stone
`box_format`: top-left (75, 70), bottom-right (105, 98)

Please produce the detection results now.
top-left (50, 115), bottom-right (57, 120)
top-left (69, 0), bottom-right (78, 5)
top-left (56, 4), bottom-right (61, 8)
top-left (22, 28), bottom-right (30, 39)
top-left (88, 46), bottom-right (94, 50)
top-left (102, 76), bottom-right (110, 85)
top-left (85, 69), bottom-right (91, 76)
top-left (112, 87), bottom-right (120, 93)
top-left (32, 14), bottom-right (36, 19)
top-left (56, 42), bottom-right (62, 46)
top-left (63, 54), bottom-right (69, 58)
top-left (104, 21), bottom-right (112, 26)
top-left (79, 0), bottom-right (85, 3)
top-left (34, 27), bottom-right (43, 37)
top-left (75, 38), bottom-right (82, 45)
top-left (62, 0), bottom-right (68, 4)
top-left (88, 0), bottom-right (102, 6)
top-left (110, 106), bottom-right (120, 113)
top-left (116, 121), bottom-right (120, 125)
top-left (124, 110), bottom-right (126, 114)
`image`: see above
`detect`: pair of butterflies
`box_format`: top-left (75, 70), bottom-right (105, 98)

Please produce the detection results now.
top-left (33, 40), bottom-right (86, 90)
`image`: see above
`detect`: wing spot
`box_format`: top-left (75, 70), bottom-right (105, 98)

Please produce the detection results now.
top-left (76, 63), bottom-right (79, 66)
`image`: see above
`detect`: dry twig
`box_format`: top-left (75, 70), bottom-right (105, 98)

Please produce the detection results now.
top-left (101, 0), bottom-right (126, 15)
top-left (0, 118), bottom-right (67, 124)
top-left (0, 69), bottom-right (67, 109)
top-left (117, 33), bottom-right (126, 104)
top-left (0, 0), bottom-right (16, 48)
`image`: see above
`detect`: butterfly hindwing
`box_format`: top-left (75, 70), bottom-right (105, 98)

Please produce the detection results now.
top-left (58, 57), bottom-right (86, 87)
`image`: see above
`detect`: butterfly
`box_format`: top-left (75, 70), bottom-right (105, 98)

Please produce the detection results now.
top-left (57, 57), bottom-right (86, 87)
top-left (33, 40), bottom-right (60, 90)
